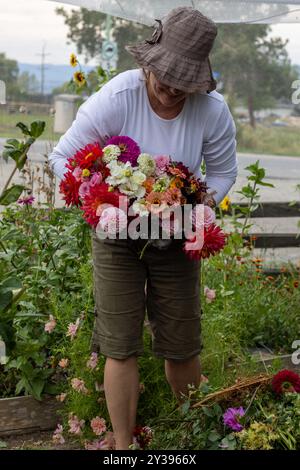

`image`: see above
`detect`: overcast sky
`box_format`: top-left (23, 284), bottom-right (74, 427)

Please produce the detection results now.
top-left (0, 0), bottom-right (300, 65)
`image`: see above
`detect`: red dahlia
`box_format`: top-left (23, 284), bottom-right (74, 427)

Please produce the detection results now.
top-left (272, 369), bottom-right (300, 394)
top-left (132, 425), bottom-right (153, 450)
top-left (59, 171), bottom-right (82, 206)
top-left (73, 142), bottom-right (103, 169)
top-left (183, 224), bottom-right (227, 260)
top-left (80, 183), bottom-right (124, 228)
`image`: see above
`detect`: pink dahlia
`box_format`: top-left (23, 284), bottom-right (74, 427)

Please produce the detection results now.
top-left (105, 136), bottom-right (140, 166)
top-left (154, 155), bottom-right (171, 176)
top-left (272, 369), bottom-right (300, 394)
top-left (98, 206), bottom-right (128, 235)
top-left (86, 352), bottom-right (98, 370)
top-left (68, 414), bottom-right (85, 435)
top-left (91, 416), bottom-right (107, 436)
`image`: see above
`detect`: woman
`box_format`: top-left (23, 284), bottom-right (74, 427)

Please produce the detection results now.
top-left (48, 7), bottom-right (238, 450)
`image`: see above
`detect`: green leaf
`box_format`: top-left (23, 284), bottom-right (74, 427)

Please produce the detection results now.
top-left (0, 185), bottom-right (26, 205)
top-left (30, 121), bottom-right (46, 138)
top-left (0, 440), bottom-right (8, 449)
top-left (180, 400), bottom-right (190, 415)
top-left (1, 277), bottom-right (22, 290)
top-left (0, 290), bottom-right (12, 312)
top-left (16, 122), bottom-right (31, 136)
top-left (29, 378), bottom-right (45, 401)
top-left (208, 431), bottom-right (221, 442)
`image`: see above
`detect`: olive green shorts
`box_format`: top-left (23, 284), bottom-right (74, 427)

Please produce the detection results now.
top-left (90, 230), bottom-right (202, 361)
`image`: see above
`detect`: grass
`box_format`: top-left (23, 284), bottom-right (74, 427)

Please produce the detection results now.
top-left (0, 110), bottom-right (62, 141)
top-left (237, 124), bottom-right (300, 157)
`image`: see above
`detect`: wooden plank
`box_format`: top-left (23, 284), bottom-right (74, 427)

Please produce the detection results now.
top-left (0, 395), bottom-right (61, 436)
top-left (243, 233), bottom-right (300, 248)
top-left (217, 202), bottom-right (300, 218)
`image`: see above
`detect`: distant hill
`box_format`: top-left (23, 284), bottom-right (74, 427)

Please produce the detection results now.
top-left (19, 63), bottom-right (94, 94)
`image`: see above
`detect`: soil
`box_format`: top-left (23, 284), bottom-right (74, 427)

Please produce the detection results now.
top-left (0, 430), bottom-right (81, 450)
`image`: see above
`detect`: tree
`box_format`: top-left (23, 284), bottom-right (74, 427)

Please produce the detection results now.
top-left (56, 7), bottom-right (150, 71)
top-left (211, 25), bottom-right (298, 127)
top-left (0, 53), bottom-right (19, 100)
top-left (17, 72), bottom-right (40, 96)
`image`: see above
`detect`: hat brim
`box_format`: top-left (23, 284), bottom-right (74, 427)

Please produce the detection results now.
top-left (126, 42), bottom-right (217, 94)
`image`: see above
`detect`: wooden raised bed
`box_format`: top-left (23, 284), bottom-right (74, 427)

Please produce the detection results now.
top-left (0, 395), bottom-right (61, 437)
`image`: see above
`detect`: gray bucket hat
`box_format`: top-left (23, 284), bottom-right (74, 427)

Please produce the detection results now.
top-left (126, 7), bottom-right (218, 94)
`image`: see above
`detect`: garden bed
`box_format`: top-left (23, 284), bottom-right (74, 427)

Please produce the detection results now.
top-left (0, 395), bottom-right (62, 437)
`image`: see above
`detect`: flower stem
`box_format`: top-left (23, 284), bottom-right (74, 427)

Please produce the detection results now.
top-left (139, 240), bottom-right (151, 260)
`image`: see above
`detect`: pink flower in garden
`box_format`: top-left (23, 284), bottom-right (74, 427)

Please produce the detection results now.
top-left (56, 393), bottom-right (67, 402)
top-left (84, 432), bottom-right (115, 450)
top-left (71, 378), bottom-right (89, 394)
top-left (68, 413), bottom-right (85, 435)
top-left (86, 352), bottom-right (99, 370)
top-left (91, 416), bottom-right (107, 436)
top-left (59, 358), bottom-right (69, 368)
top-left (44, 314), bottom-right (56, 333)
top-left (66, 318), bottom-right (80, 340)
top-left (154, 155), bottom-right (170, 175)
top-left (18, 195), bottom-right (35, 205)
top-left (204, 286), bottom-right (216, 303)
top-left (223, 407), bottom-right (245, 432)
top-left (52, 424), bottom-right (65, 445)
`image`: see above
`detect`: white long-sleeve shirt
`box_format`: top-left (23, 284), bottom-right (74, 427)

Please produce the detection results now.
top-left (48, 69), bottom-right (238, 205)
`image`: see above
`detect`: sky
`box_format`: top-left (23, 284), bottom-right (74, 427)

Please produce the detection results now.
top-left (0, 0), bottom-right (300, 66)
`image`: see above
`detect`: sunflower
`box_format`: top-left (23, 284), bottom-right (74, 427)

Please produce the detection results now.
top-left (70, 53), bottom-right (78, 67)
top-left (74, 71), bottom-right (86, 87)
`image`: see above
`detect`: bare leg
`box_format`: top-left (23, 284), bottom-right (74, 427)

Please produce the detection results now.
top-left (165, 355), bottom-right (201, 402)
top-left (104, 356), bottom-right (140, 450)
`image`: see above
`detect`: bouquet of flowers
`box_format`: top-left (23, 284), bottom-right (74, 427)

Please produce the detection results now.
top-left (59, 136), bottom-right (227, 260)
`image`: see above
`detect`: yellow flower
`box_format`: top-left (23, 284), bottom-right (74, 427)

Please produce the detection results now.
top-left (74, 71), bottom-right (86, 87)
top-left (70, 54), bottom-right (78, 67)
top-left (220, 196), bottom-right (231, 212)
top-left (82, 169), bottom-right (90, 177)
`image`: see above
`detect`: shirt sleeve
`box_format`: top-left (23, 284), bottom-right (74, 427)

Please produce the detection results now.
top-left (48, 86), bottom-right (124, 180)
top-left (202, 100), bottom-right (238, 205)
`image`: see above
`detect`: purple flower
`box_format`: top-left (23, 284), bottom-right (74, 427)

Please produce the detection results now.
top-left (105, 136), bottom-right (140, 166)
top-left (223, 407), bottom-right (245, 432)
top-left (18, 195), bottom-right (35, 205)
